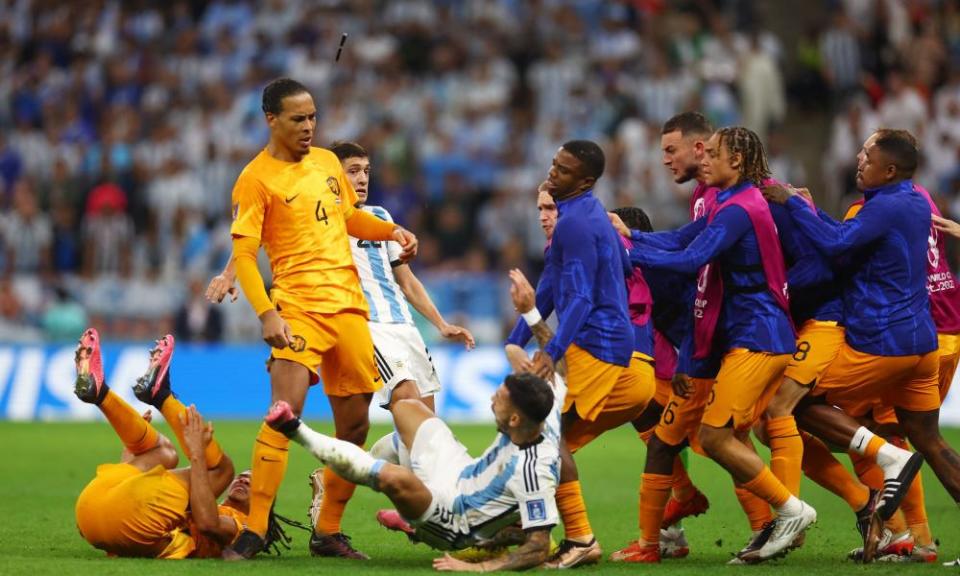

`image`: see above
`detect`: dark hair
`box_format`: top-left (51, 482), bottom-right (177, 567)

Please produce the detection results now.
top-left (561, 140), bottom-right (605, 181)
top-left (503, 373), bottom-right (554, 424)
top-left (261, 78), bottom-right (309, 115)
top-left (612, 206), bottom-right (653, 233)
top-left (662, 111), bottom-right (714, 137)
top-left (330, 141), bottom-right (368, 161)
top-left (872, 128), bottom-right (919, 178)
top-left (715, 126), bottom-right (771, 185)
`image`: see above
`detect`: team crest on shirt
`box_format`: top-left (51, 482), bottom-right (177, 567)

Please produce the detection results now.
top-left (526, 499), bottom-right (546, 521)
top-left (290, 335), bottom-right (307, 352)
top-left (327, 177), bottom-right (341, 204)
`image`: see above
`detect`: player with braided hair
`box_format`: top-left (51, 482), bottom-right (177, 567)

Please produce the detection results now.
top-left (626, 127), bottom-right (817, 563)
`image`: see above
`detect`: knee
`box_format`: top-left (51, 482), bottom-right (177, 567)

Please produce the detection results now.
top-left (646, 435), bottom-right (675, 461)
top-left (389, 381), bottom-right (421, 406)
top-left (698, 426), bottom-right (723, 456)
top-left (753, 420), bottom-right (770, 446)
top-left (154, 435), bottom-right (179, 469)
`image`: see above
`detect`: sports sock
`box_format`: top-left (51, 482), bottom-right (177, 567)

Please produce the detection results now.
top-left (247, 422), bottom-right (291, 536)
top-left (639, 473), bottom-right (672, 544)
top-left (885, 508), bottom-right (908, 535)
top-left (160, 395), bottom-right (223, 468)
top-left (671, 454), bottom-right (697, 502)
top-left (767, 416), bottom-right (803, 496)
top-left (369, 431), bottom-right (401, 465)
top-left (316, 467), bottom-right (360, 535)
top-left (735, 484), bottom-right (774, 531)
top-left (801, 432), bottom-right (869, 511)
top-left (291, 423), bottom-right (382, 490)
top-left (99, 390), bottom-right (159, 455)
top-left (889, 437), bottom-right (932, 545)
top-left (742, 466), bottom-right (791, 509)
top-left (557, 480), bottom-right (593, 540)
top-left (851, 453), bottom-right (884, 490)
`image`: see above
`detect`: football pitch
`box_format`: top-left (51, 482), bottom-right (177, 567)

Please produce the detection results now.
top-left (3, 421), bottom-right (960, 575)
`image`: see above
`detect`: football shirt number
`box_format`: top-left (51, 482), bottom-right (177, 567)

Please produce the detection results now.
top-left (315, 201), bottom-right (329, 225)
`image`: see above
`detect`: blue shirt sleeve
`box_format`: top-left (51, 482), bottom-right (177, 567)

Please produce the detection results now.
top-left (630, 206), bottom-right (751, 274)
top-left (544, 220), bottom-right (599, 362)
top-left (785, 194), bottom-right (891, 257)
top-left (630, 218), bottom-right (707, 250)
top-left (505, 266), bottom-right (556, 347)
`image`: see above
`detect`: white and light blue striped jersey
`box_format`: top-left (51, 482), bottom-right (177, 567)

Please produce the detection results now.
top-left (451, 376), bottom-right (566, 540)
top-left (349, 205), bottom-right (414, 325)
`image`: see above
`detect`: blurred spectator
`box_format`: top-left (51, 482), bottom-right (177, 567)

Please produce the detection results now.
top-left (41, 284), bottom-right (87, 342)
top-left (4, 179), bottom-right (52, 275)
top-left (174, 277), bottom-right (224, 342)
top-left (82, 182), bottom-right (133, 277)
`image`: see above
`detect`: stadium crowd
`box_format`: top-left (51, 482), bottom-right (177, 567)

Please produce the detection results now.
top-left (1, 0), bottom-right (959, 345)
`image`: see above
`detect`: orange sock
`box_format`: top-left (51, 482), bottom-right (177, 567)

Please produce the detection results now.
top-left (887, 438), bottom-right (932, 545)
top-left (315, 466), bottom-right (359, 535)
top-left (742, 467), bottom-right (791, 508)
top-left (671, 454), bottom-right (697, 502)
top-left (160, 396), bottom-right (224, 468)
top-left (851, 453), bottom-right (884, 490)
top-left (735, 485), bottom-right (774, 531)
top-left (639, 473), bottom-right (673, 544)
top-left (247, 423), bottom-right (289, 536)
top-left (801, 432), bottom-right (869, 511)
top-left (885, 508), bottom-right (908, 534)
top-left (557, 480), bottom-right (593, 539)
top-left (99, 390), bottom-right (159, 454)
top-left (767, 416), bottom-right (803, 496)
top-left (864, 435), bottom-right (886, 459)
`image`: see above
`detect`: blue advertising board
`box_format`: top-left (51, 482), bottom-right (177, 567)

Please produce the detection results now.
top-left (0, 343), bottom-right (512, 423)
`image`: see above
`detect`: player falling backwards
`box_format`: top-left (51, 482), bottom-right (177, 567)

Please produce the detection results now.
top-left (217, 77), bottom-right (418, 561)
top-left (73, 328), bottom-right (295, 559)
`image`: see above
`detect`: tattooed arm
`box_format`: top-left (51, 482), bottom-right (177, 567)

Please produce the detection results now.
top-left (432, 529), bottom-right (552, 572)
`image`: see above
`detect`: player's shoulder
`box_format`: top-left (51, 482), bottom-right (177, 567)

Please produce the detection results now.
top-left (308, 147), bottom-right (343, 170)
top-left (363, 204), bottom-right (394, 222)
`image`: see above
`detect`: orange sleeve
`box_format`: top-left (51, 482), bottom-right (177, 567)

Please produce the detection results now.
top-left (346, 209), bottom-right (397, 241)
top-left (233, 236), bottom-right (273, 316)
top-left (230, 172), bottom-right (268, 240)
top-left (843, 202), bottom-right (863, 221)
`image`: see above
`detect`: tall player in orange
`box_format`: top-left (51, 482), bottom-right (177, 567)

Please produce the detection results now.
top-left (224, 78), bottom-right (418, 560)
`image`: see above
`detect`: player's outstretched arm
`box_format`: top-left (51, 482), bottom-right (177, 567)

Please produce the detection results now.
top-left (181, 406), bottom-right (239, 546)
top-left (394, 264), bottom-right (475, 349)
top-left (432, 528), bottom-right (552, 572)
top-left (508, 269), bottom-right (566, 379)
top-left (206, 255), bottom-right (238, 303)
top-left (934, 214), bottom-right (960, 239)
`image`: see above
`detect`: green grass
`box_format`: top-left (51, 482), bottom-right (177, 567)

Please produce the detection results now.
top-left (3, 420), bottom-right (960, 575)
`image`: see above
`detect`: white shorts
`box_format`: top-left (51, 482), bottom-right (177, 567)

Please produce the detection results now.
top-left (408, 418), bottom-right (474, 549)
top-left (370, 322), bottom-right (442, 409)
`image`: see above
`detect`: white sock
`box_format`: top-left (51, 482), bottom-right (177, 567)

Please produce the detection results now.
top-left (776, 495), bottom-right (804, 517)
top-left (369, 432), bottom-right (401, 465)
top-left (293, 423), bottom-right (385, 489)
top-left (877, 443), bottom-right (909, 475)
top-left (850, 426), bottom-right (875, 455)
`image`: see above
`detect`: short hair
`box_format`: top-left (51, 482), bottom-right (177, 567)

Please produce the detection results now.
top-left (330, 141), bottom-right (368, 161)
top-left (715, 126), bottom-right (771, 185)
top-left (612, 206), bottom-right (653, 232)
top-left (262, 78), bottom-right (309, 115)
top-left (503, 373), bottom-right (554, 424)
top-left (561, 140), bottom-right (605, 181)
top-left (662, 112), bottom-right (714, 137)
top-left (872, 128), bottom-right (919, 178)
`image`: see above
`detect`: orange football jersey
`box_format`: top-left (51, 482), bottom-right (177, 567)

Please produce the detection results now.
top-left (230, 147), bottom-right (368, 316)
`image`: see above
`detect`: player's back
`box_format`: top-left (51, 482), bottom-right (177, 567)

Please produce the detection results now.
top-left (231, 147), bottom-right (367, 315)
top-left (349, 205), bottom-right (414, 325)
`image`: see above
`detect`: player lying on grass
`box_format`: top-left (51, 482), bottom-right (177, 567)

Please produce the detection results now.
top-left (265, 366), bottom-right (561, 572)
top-left (73, 329), bottom-right (293, 558)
